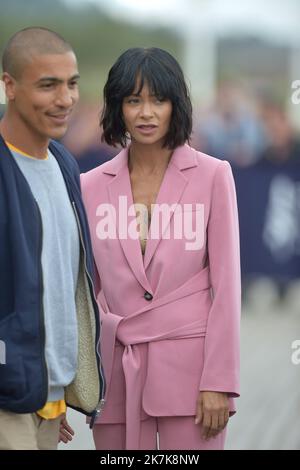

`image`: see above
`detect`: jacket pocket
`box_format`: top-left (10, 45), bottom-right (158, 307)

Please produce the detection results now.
top-left (0, 311), bottom-right (27, 401)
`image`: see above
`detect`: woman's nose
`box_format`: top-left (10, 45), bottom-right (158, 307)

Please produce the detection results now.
top-left (140, 101), bottom-right (154, 117)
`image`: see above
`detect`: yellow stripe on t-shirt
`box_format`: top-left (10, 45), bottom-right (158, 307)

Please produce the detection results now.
top-left (37, 399), bottom-right (67, 420)
top-left (6, 141), bottom-right (48, 160)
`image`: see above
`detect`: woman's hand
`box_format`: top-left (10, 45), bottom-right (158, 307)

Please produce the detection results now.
top-left (195, 391), bottom-right (229, 440)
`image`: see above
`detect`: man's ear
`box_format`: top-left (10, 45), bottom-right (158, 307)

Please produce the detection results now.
top-left (2, 72), bottom-right (17, 101)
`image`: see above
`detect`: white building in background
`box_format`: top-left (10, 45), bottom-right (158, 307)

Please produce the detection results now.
top-left (77, 0), bottom-right (300, 125)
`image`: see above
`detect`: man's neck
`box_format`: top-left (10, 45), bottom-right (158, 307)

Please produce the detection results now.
top-left (0, 115), bottom-right (49, 160)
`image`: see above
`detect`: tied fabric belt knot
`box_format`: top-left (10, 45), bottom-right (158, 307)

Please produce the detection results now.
top-left (99, 266), bottom-right (211, 449)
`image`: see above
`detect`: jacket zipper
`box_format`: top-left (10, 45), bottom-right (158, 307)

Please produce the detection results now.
top-left (72, 201), bottom-right (106, 423)
top-left (89, 398), bottom-right (105, 429)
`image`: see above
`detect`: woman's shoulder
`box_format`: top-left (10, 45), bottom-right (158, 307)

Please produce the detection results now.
top-left (193, 147), bottom-right (230, 169)
top-left (186, 145), bottom-right (232, 179)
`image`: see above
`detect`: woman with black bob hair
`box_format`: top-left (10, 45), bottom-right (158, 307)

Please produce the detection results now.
top-left (81, 47), bottom-right (240, 450)
top-left (101, 47), bottom-right (192, 149)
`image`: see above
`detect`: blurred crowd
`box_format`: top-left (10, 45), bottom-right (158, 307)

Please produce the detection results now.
top-left (63, 79), bottom-right (300, 173)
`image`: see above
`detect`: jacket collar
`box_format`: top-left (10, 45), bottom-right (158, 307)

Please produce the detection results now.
top-left (102, 143), bottom-right (198, 176)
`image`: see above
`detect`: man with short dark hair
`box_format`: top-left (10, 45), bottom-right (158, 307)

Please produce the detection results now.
top-left (0, 27), bottom-right (105, 450)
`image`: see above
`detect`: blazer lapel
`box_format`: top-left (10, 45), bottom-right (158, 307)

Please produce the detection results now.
top-left (105, 149), bottom-right (153, 294)
top-left (143, 145), bottom-right (197, 270)
top-left (104, 144), bottom-right (198, 285)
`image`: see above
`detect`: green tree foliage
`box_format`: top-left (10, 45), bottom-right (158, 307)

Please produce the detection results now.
top-left (0, 0), bottom-right (180, 99)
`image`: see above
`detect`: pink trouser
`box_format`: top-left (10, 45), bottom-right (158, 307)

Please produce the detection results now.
top-left (93, 416), bottom-right (226, 450)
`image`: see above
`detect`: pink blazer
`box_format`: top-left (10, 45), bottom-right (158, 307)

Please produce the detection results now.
top-left (81, 144), bottom-right (240, 445)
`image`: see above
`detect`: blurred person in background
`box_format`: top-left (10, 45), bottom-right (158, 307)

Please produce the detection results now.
top-left (195, 80), bottom-right (266, 167)
top-left (0, 27), bottom-right (105, 450)
top-left (81, 47), bottom-right (241, 450)
top-left (259, 100), bottom-right (300, 166)
top-left (233, 100), bottom-right (300, 298)
top-left (62, 102), bottom-right (116, 173)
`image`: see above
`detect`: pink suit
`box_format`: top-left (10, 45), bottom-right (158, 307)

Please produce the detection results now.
top-left (81, 144), bottom-right (241, 450)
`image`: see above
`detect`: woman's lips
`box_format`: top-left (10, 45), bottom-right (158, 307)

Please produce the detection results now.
top-left (136, 124), bottom-right (158, 135)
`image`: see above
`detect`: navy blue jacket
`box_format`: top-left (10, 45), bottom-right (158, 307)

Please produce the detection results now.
top-left (0, 135), bottom-right (105, 416)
